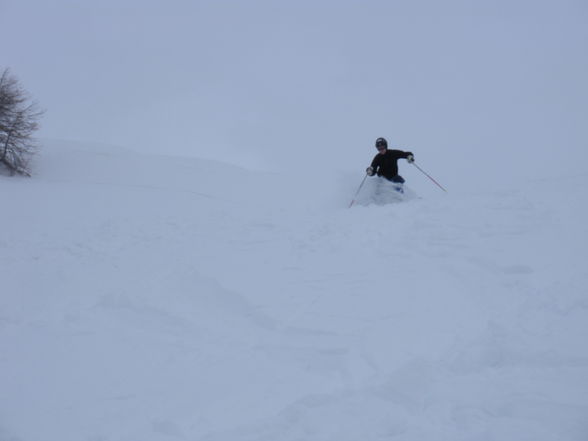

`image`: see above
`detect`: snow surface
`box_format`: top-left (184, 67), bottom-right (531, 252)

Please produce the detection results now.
top-left (1, 141), bottom-right (588, 441)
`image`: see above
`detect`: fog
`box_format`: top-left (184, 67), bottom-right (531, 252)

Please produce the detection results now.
top-left (2, 0), bottom-right (587, 189)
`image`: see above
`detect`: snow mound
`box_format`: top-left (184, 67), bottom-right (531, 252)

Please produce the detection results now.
top-left (353, 176), bottom-right (418, 206)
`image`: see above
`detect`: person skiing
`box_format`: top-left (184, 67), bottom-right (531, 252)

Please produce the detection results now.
top-left (366, 137), bottom-right (414, 183)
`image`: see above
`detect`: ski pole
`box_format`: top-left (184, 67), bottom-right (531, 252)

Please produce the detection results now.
top-left (349, 173), bottom-right (368, 208)
top-left (411, 162), bottom-right (447, 192)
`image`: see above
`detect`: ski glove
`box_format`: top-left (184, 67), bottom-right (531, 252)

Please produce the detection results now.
top-left (366, 167), bottom-right (375, 176)
top-left (406, 154), bottom-right (415, 164)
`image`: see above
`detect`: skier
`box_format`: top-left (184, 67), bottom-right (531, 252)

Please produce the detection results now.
top-left (366, 137), bottom-right (414, 183)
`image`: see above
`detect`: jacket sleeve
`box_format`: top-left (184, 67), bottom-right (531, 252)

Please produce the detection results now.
top-left (390, 149), bottom-right (412, 159)
top-left (370, 155), bottom-right (380, 172)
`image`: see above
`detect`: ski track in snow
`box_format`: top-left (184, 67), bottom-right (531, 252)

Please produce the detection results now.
top-left (1, 142), bottom-right (588, 441)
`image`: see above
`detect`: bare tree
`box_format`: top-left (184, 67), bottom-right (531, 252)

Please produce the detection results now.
top-left (0, 69), bottom-right (44, 176)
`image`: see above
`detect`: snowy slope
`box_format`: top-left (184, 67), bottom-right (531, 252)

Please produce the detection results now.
top-left (1, 141), bottom-right (587, 441)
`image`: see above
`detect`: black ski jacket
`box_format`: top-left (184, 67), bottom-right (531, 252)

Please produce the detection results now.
top-left (370, 149), bottom-right (413, 181)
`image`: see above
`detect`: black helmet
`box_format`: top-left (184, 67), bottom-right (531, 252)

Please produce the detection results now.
top-left (375, 137), bottom-right (388, 149)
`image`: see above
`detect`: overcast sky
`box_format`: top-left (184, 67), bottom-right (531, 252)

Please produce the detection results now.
top-left (2, 0), bottom-right (587, 187)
